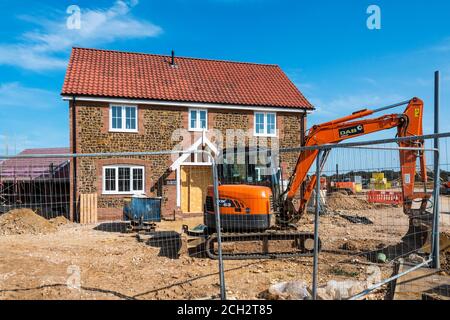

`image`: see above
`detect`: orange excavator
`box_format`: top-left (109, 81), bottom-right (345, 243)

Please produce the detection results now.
top-left (184, 97), bottom-right (433, 259)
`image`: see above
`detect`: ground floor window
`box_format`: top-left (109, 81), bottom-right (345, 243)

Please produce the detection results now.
top-left (102, 165), bottom-right (144, 195)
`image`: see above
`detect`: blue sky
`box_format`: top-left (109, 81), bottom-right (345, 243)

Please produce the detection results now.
top-left (0, 0), bottom-right (449, 154)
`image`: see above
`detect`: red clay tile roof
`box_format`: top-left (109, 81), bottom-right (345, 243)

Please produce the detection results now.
top-left (62, 47), bottom-right (313, 109)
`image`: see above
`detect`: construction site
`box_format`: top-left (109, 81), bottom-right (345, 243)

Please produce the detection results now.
top-left (0, 183), bottom-right (448, 300)
top-left (1, 104), bottom-right (449, 300)
top-left (1, 1), bottom-right (449, 302)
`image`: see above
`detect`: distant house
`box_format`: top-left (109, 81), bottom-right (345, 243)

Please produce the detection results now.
top-left (61, 47), bottom-right (313, 221)
top-left (0, 148), bottom-right (70, 218)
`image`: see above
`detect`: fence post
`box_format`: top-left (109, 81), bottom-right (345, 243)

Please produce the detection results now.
top-left (432, 71), bottom-right (440, 269)
top-left (312, 149), bottom-right (322, 300)
top-left (211, 158), bottom-right (226, 300)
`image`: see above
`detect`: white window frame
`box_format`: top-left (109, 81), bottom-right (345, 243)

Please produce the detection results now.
top-left (102, 165), bottom-right (145, 195)
top-left (109, 104), bottom-right (138, 133)
top-left (254, 112), bottom-right (277, 137)
top-left (188, 108), bottom-right (208, 131)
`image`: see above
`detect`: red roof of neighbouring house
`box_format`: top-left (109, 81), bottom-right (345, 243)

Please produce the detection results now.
top-left (0, 148), bottom-right (70, 180)
top-left (61, 47), bottom-right (313, 109)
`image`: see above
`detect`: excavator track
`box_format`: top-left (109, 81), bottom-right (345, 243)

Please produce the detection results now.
top-left (205, 231), bottom-right (321, 260)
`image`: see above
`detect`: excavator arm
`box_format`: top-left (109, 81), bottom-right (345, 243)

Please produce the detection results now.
top-left (279, 97), bottom-right (429, 225)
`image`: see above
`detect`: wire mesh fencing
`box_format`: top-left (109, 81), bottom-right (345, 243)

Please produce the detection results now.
top-left (0, 152), bottom-right (70, 219)
top-left (279, 135), bottom-right (449, 300)
top-left (212, 133), bottom-right (449, 300)
top-left (0, 149), bottom-right (227, 300)
top-left (0, 134), bottom-right (448, 300)
top-left (313, 145), bottom-right (433, 300)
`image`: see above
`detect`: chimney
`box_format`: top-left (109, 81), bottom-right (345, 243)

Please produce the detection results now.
top-left (170, 50), bottom-right (176, 67)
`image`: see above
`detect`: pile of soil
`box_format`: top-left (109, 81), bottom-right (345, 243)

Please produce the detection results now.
top-left (0, 209), bottom-right (57, 235)
top-left (341, 240), bottom-right (359, 251)
top-left (440, 232), bottom-right (450, 274)
top-left (326, 192), bottom-right (372, 211)
top-left (441, 252), bottom-right (450, 274)
top-left (49, 216), bottom-right (70, 226)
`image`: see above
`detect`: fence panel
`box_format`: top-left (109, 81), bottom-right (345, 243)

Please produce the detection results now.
top-left (0, 134), bottom-right (449, 300)
top-left (279, 135), bottom-right (449, 300)
top-left (0, 150), bottom-right (225, 300)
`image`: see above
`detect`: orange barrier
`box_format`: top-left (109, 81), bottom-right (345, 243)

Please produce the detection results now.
top-left (367, 190), bottom-right (403, 205)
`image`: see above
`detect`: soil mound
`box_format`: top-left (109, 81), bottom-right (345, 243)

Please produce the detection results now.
top-left (326, 192), bottom-right (372, 211)
top-left (50, 215), bottom-right (70, 226)
top-left (0, 209), bottom-right (57, 235)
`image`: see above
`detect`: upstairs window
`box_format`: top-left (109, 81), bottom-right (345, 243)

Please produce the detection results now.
top-left (189, 109), bottom-right (208, 131)
top-left (110, 105), bottom-right (138, 132)
top-left (103, 165), bottom-right (144, 195)
top-left (254, 112), bottom-right (277, 137)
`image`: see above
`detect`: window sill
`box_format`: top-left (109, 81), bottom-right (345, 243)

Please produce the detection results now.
top-left (188, 128), bottom-right (208, 132)
top-left (254, 133), bottom-right (278, 138)
top-left (109, 129), bottom-right (139, 133)
top-left (102, 191), bottom-right (145, 196)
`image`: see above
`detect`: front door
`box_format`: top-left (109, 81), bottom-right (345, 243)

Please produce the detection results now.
top-left (181, 166), bottom-right (212, 214)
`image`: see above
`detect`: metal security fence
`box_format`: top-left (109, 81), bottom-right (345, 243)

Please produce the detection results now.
top-left (0, 149), bottom-right (227, 300)
top-left (275, 133), bottom-right (450, 300)
top-left (0, 134), bottom-right (449, 300)
top-left (0, 154), bottom-right (70, 218)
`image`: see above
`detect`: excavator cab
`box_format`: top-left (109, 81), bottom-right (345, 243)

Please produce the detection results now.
top-left (217, 147), bottom-right (282, 198)
top-left (204, 147), bottom-right (282, 232)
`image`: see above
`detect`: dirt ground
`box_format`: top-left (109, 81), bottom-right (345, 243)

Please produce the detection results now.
top-left (0, 196), bottom-right (449, 300)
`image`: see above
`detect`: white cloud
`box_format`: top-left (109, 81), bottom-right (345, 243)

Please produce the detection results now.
top-left (0, 82), bottom-right (61, 108)
top-left (0, 134), bottom-right (34, 156)
top-left (0, 46), bottom-right (68, 71)
top-left (0, 83), bottom-right (68, 152)
top-left (307, 93), bottom-right (408, 123)
top-left (307, 97), bottom-right (338, 117)
top-left (294, 81), bottom-right (315, 93)
top-left (0, 0), bottom-right (163, 71)
top-left (361, 77), bottom-right (377, 86)
top-left (321, 94), bottom-right (406, 111)
top-left (429, 37), bottom-right (450, 52)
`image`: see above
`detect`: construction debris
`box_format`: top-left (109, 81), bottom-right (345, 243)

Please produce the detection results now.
top-left (326, 192), bottom-right (372, 211)
top-left (407, 253), bottom-right (427, 264)
top-left (266, 281), bottom-right (311, 300)
top-left (394, 260), bottom-right (450, 300)
top-left (317, 280), bottom-right (366, 300)
top-left (441, 251), bottom-right (450, 274)
top-left (341, 240), bottom-right (359, 251)
top-left (49, 215), bottom-right (70, 226)
top-left (376, 253), bottom-right (387, 263)
top-left (339, 214), bottom-right (373, 225)
top-left (0, 209), bottom-right (57, 235)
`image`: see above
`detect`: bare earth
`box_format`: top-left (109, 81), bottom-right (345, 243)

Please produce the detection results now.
top-left (0, 196), bottom-right (449, 300)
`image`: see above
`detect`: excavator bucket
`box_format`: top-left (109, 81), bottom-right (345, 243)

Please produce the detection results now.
top-left (421, 230), bottom-right (450, 255)
top-left (402, 215), bottom-right (434, 254)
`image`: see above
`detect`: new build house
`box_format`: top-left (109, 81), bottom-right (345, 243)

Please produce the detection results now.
top-left (61, 47), bottom-right (313, 221)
